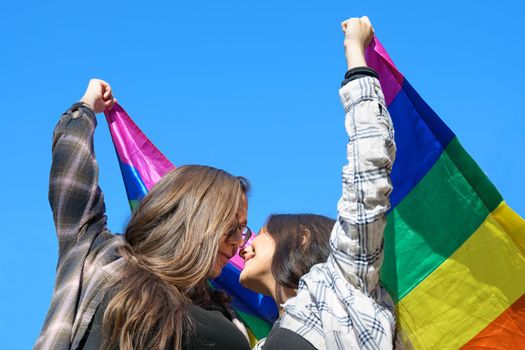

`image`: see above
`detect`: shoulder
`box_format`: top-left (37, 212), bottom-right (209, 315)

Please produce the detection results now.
top-left (279, 258), bottom-right (397, 349)
top-left (262, 323), bottom-right (317, 350)
top-left (82, 230), bottom-right (125, 281)
top-left (185, 304), bottom-right (251, 350)
top-left (89, 231), bottom-right (124, 264)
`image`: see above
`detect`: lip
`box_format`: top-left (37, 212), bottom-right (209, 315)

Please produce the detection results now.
top-left (219, 251), bottom-right (234, 263)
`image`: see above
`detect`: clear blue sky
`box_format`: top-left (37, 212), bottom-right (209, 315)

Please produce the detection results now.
top-left (1, 1), bottom-right (523, 348)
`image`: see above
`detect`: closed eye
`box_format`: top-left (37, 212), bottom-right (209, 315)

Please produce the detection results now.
top-left (226, 223), bottom-right (239, 238)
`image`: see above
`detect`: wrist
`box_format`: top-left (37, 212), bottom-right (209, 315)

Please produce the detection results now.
top-left (79, 97), bottom-right (95, 112)
top-left (344, 40), bottom-right (366, 52)
top-left (78, 100), bottom-right (96, 114)
top-left (345, 45), bottom-right (367, 70)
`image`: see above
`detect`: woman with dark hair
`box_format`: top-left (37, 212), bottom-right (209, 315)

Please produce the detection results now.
top-left (240, 214), bottom-right (335, 306)
top-left (239, 214), bottom-right (335, 349)
top-left (240, 17), bottom-right (402, 349)
top-left (34, 80), bottom-right (253, 350)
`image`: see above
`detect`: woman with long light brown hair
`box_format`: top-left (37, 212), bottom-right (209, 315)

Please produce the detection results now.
top-left (34, 80), bottom-right (252, 350)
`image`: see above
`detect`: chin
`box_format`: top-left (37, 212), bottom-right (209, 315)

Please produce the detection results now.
top-left (239, 269), bottom-right (249, 288)
top-left (239, 269), bottom-right (262, 294)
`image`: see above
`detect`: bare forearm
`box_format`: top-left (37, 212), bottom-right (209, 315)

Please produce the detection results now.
top-left (345, 44), bottom-right (367, 70)
top-left (341, 16), bottom-right (374, 70)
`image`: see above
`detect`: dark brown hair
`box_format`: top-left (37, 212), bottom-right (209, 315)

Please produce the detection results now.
top-left (102, 165), bottom-right (249, 350)
top-left (265, 214), bottom-right (335, 303)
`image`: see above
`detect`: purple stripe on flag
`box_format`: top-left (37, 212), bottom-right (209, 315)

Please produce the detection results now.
top-left (105, 104), bottom-right (175, 190)
top-left (366, 37), bottom-right (404, 106)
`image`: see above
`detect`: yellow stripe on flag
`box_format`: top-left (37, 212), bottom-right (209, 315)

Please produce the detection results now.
top-left (492, 201), bottom-right (525, 254)
top-left (396, 203), bottom-right (525, 349)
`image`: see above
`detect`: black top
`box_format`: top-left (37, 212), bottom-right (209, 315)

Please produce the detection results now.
top-left (81, 293), bottom-right (250, 350)
top-left (261, 319), bottom-right (316, 350)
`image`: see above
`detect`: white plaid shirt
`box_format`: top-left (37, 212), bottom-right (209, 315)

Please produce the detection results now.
top-left (277, 76), bottom-right (402, 350)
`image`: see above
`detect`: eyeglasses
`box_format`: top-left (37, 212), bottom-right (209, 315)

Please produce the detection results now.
top-left (226, 223), bottom-right (252, 248)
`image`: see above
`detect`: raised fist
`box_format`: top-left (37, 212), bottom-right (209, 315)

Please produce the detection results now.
top-left (341, 16), bottom-right (374, 52)
top-left (80, 79), bottom-right (117, 114)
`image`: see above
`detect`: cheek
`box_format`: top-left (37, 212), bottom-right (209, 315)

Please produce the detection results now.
top-left (218, 233), bottom-right (237, 257)
top-left (217, 236), bottom-right (229, 252)
top-left (210, 237), bottom-right (230, 278)
top-left (239, 235), bottom-right (278, 294)
top-left (247, 242), bottom-right (275, 276)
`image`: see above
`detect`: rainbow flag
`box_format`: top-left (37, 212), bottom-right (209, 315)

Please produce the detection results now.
top-left (366, 37), bottom-right (525, 348)
top-left (104, 106), bottom-right (278, 345)
top-left (104, 36), bottom-right (525, 348)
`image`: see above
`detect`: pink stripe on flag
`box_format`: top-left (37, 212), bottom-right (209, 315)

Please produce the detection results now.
top-left (366, 37), bottom-right (404, 106)
top-left (229, 255), bottom-right (245, 270)
top-left (105, 104), bottom-right (175, 190)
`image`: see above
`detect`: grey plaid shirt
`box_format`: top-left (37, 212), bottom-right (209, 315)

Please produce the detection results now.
top-left (278, 76), bottom-right (401, 350)
top-left (34, 104), bottom-right (126, 350)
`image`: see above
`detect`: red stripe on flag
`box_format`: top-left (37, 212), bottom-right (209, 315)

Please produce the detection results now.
top-left (462, 293), bottom-right (525, 349)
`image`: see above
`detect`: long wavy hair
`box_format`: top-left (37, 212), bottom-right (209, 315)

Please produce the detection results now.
top-left (102, 165), bottom-right (249, 350)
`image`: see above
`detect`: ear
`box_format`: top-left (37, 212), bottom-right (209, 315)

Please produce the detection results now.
top-left (301, 228), bottom-right (311, 250)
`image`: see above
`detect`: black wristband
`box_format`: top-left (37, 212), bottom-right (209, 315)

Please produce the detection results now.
top-left (341, 67), bottom-right (379, 87)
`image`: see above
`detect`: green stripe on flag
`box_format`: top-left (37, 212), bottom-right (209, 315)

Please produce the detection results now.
top-left (129, 200), bottom-right (140, 211)
top-left (236, 310), bottom-right (272, 340)
top-left (380, 137), bottom-right (502, 302)
top-left (446, 137), bottom-right (502, 212)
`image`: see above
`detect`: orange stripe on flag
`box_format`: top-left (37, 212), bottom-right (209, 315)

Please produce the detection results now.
top-left (462, 293), bottom-right (525, 349)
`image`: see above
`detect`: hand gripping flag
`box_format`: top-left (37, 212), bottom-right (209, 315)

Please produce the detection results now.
top-left (105, 36), bottom-right (525, 349)
top-left (365, 37), bottom-right (525, 349)
top-left (104, 105), bottom-right (278, 346)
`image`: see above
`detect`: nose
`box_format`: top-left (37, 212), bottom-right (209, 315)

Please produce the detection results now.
top-left (239, 247), bottom-right (247, 259)
top-left (231, 233), bottom-right (244, 247)
top-left (239, 245), bottom-right (252, 259)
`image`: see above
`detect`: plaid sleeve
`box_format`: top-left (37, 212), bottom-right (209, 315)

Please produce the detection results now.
top-left (332, 76), bottom-right (396, 295)
top-left (265, 76), bottom-right (398, 349)
top-left (49, 102), bottom-right (107, 259)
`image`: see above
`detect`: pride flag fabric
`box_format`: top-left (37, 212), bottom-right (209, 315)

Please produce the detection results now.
top-left (105, 36), bottom-right (525, 349)
top-left (366, 37), bottom-right (525, 348)
top-left (104, 105), bottom-right (175, 209)
top-left (104, 106), bottom-right (278, 344)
